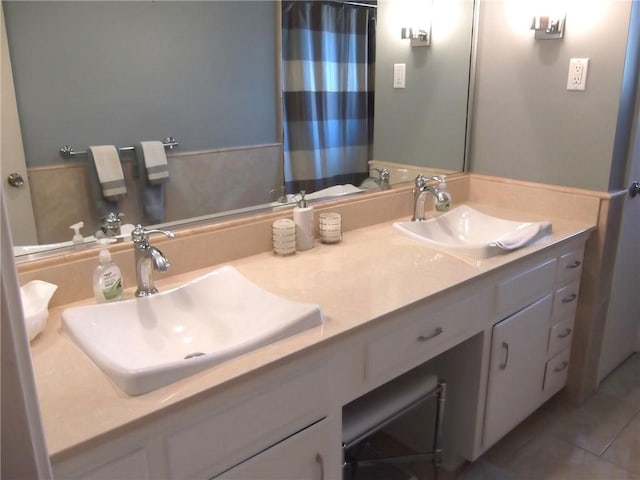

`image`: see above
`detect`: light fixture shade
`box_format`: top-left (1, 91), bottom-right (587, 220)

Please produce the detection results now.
top-left (401, 26), bottom-right (431, 46)
top-left (530, 14), bottom-right (565, 39)
top-left (399, 0), bottom-right (433, 47)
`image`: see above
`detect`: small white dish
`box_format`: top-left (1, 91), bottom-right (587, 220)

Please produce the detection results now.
top-left (21, 280), bottom-right (58, 341)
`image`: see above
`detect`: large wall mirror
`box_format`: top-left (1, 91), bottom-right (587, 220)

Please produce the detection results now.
top-left (2, 0), bottom-right (476, 258)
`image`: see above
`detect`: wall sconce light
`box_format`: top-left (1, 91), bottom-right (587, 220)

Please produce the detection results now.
top-left (401, 26), bottom-right (431, 47)
top-left (530, 13), bottom-right (565, 39)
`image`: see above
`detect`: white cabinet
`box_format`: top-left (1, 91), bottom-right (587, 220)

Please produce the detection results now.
top-left (50, 239), bottom-right (588, 478)
top-left (483, 244), bottom-right (584, 450)
top-left (483, 295), bottom-right (553, 447)
top-left (53, 358), bottom-right (331, 480)
top-left (61, 449), bottom-right (150, 480)
top-left (214, 420), bottom-right (330, 480)
top-left (165, 366), bottom-right (328, 479)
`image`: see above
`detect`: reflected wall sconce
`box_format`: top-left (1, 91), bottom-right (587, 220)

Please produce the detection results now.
top-left (530, 13), bottom-right (565, 39)
top-left (400, 0), bottom-right (433, 47)
top-left (401, 26), bottom-right (431, 47)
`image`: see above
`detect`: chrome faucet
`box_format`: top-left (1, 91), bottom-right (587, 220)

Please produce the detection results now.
top-left (371, 168), bottom-right (391, 189)
top-left (100, 212), bottom-right (123, 237)
top-left (131, 225), bottom-right (175, 297)
top-left (412, 175), bottom-right (452, 221)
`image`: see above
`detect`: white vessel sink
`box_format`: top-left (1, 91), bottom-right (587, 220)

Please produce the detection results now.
top-left (62, 266), bottom-right (323, 395)
top-left (394, 205), bottom-right (552, 259)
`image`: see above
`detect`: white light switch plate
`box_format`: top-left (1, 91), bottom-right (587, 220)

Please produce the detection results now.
top-left (567, 58), bottom-right (589, 91)
top-left (393, 63), bottom-right (406, 89)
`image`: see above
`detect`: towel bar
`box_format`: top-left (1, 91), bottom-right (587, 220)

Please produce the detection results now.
top-left (60, 137), bottom-right (179, 159)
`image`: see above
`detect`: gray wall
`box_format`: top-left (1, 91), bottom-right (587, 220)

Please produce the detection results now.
top-left (470, 1), bottom-right (633, 192)
top-left (3, 1), bottom-right (278, 167)
top-left (373, 0), bottom-right (474, 171)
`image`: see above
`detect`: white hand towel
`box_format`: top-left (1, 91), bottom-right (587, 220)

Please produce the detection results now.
top-left (494, 221), bottom-right (552, 250)
top-left (138, 141), bottom-right (169, 184)
top-left (89, 145), bottom-right (126, 198)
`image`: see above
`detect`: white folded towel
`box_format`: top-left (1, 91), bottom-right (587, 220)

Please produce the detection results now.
top-left (138, 141), bottom-right (169, 184)
top-left (494, 221), bottom-right (552, 250)
top-left (89, 145), bottom-right (126, 198)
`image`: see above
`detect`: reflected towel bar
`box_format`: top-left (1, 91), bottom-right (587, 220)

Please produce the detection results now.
top-left (59, 137), bottom-right (179, 158)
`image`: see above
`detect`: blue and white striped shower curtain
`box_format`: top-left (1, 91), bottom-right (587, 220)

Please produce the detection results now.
top-left (282, 0), bottom-right (376, 194)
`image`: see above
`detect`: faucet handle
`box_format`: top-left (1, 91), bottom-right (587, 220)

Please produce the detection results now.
top-left (101, 212), bottom-right (124, 237)
top-left (132, 225), bottom-right (176, 245)
top-left (372, 168), bottom-right (390, 180)
top-left (414, 174), bottom-right (428, 189)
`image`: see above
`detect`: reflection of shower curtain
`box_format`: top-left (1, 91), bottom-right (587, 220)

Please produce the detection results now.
top-left (282, 0), bottom-right (376, 194)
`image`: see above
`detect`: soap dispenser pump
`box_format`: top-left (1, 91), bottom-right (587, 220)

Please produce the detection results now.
top-left (293, 190), bottom-right (315, 251)
top-left (70, 222), bottom-right (84, 244)
top-left (93, 240), bottom-right (123, 303)
top-left (435, 176), bottom-right (452, 212)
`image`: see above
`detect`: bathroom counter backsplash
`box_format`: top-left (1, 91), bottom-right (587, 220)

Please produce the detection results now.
top-left (29, 202), bottom-right (595, 461)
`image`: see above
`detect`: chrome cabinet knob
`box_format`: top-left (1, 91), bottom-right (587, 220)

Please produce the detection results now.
top-left (629, 181), bottom-right (640, 198)
top-left (7, 173), bottom-right (25, 188)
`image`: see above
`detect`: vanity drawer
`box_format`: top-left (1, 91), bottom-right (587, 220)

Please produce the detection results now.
top-left (548, 317), bottom-right (575, 358)
top-left (365, 293), bottom-right (482, 382)
top-left (56, 448), bottom-right (150, 480)
top-left (552, 280), bottom-right (580, 321)
top-left (166, 366), bottom-right (328, 479)
top-left (496, 258), bottom-right (557, 318)
top-left (556, 248), bottom-right (585, 285)
top-left (543, 349), bottom-right (571, 398)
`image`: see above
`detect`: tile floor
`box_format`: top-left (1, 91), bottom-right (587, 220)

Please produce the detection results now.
top-left (356, 353), bottom-right (640, 480)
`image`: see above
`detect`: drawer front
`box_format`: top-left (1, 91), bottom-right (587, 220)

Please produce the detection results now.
top-left (66, 449), bottom-right (150, 480)
top-left (543, 349), bottom-right (571, 399)
top-left (365, 293), bottom-right (481, 382)
top-left (166, 366), bottom-right (328, 479)
top-left (214, 420), bottom-right (329, 480)
top-left (496, 258), bottom-right (557, 319)
top-left (548, 318), bottom-right (575, 358)
top-left (556, 248), bottom-right (585, 285)
top-left (552, 280), bottom-right (580, 321)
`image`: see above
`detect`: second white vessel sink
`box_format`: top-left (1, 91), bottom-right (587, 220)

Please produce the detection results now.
top-left (394, 205), bottom-right (552, 259)
top-left (62, 266), bottom-right (323, 395)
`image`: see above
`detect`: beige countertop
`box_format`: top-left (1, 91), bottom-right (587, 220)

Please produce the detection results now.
top-left (29, 202), bottom-right (595, 461)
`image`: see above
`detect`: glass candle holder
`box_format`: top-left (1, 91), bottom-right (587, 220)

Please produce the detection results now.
top-left (318, 212), bottom-right (342, 244)
top-left (272, 218), bottom-right (296, 256)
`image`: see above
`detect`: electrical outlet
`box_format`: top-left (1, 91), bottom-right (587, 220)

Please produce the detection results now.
top-left (567, 58), bottom-right (589, 91)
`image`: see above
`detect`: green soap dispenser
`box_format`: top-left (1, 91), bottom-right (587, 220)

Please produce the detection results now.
top-left (93, 241), bottom-right (123, 303)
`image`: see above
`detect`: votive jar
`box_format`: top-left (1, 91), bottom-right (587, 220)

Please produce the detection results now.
top-left (318, 212), bottom-right (342, 244)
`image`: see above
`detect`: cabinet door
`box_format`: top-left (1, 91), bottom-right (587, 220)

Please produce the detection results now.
top-left (214, 420), bottom-right (330, 480)
top-left (483, 295), bottom-right (552, 449)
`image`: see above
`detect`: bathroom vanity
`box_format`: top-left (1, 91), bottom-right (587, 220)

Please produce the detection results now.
top-left (28, 191), bottom-right (594, 479)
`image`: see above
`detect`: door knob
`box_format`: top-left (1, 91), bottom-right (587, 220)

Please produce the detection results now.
top-left (629, 181), bottom-right (640, 198)
top-left (7, 173), bottom-right (25, 188)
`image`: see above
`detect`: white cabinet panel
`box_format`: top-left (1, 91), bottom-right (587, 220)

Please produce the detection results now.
top-left (365, 293), bottom-right (482, 382)
top-left (72, 449), bottom-right (149, 480)
top-left (548, 317), bottom-right (575, 358)
top-left (556, 248), bottom-right (585, 285)
top-left (215, 420), bottom-right (330, 480)
top-left (483, 295), bottom-right (552, 448)
top-left (543, 349), bottom-right (571, 401)
top-left (552, 280), bottom-right (580, 321)
top-left (496, 258), bottom-right (556, 319)
top-left (167, 366), bottom-right (328, 479)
